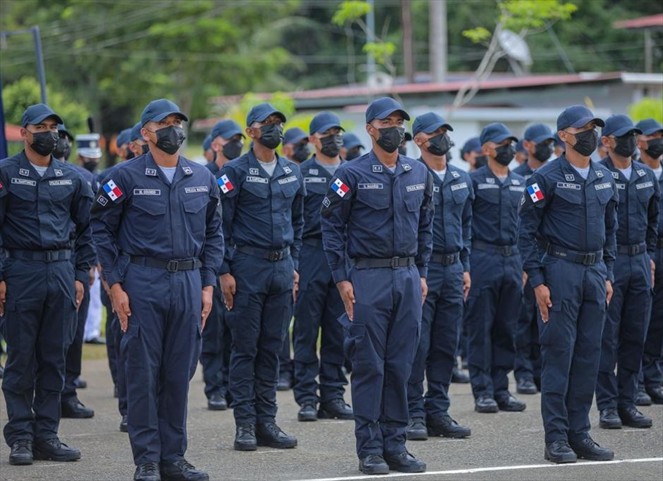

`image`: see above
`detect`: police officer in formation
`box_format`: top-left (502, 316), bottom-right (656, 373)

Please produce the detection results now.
top-left (465, 122), bottom-right (526, 414)
top-left (636, 118), bottom-right (663, 405)
top-left (512, 123), bottom-right (556, 396)
top-left (321, 97), bottom-right (433, 475)
top-left (293, 112), bottom-right (352, 422)
top-left (406, 112), bottom-right (472, 442)
top-left (218, 103), bottom-right (303, 452)
top-left (128, 122), bottom-right (150, 158)
top-left (519, 105), bottom-right (618, 464)
top-left (201, 119), bottom-right (244, 411)
top-left (340, 133), bottom-right (365, 161)
top-left (1, 103), bottom-right (95, 465)
top-left (282, 127), bottom-right (310, 165)
top-left (92, 98), bottom-right (223, 481)
top-left (595, 115), bottom-right (659, 430)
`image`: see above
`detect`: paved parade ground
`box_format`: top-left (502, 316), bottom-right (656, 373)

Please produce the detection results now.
top-left (1, 350), bottom-right (662, 481)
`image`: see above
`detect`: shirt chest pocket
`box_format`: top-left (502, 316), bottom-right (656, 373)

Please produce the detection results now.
top-left (183, 194), bottom-right (208, 214)
top-left (636, 185), bottom-right (654, 207)
top-left (451, 185), bottom-right (470, 205)
top-left (404, 191), bottom-right (424, 212)
top-left (132, 195), bottom-right (167, 216)
top-left (554, 186), bottom-right (583, 206)
top-left (46, 183), bottom-right (75, 203)
top-left (242, 180), bottom-right (270, 200)
top-left (357, 188), bottom-right (389, 210)
top-left (475, 186), bottom-right (499, 205)
top-left (303, 179), bottom-right (328, 195)
top-left (9, 184), bottom-right (37, 204)
top-left (279, 179), bottom-right (299, 199)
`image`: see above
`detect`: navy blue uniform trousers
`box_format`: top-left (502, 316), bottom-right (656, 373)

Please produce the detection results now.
top-left (62, 280), bottom-right (90, 402)
top-left (346, 265), bottom-right (421, 459)
top-left (539, 257), bottom-right (607, 444)
top-left (643, 245), bottom-right (663, 389)
top-left (226, 252), bottom-right (294, 425)
top-left (200, 286), bottom-right (231, 399)
top-left (293, 242), bottom-right (347, 405)
top-left (408, 260), bottom-right (463, 420)
top-left (596, 252), bottom-right (652, 409)
top-left (122, 264), bottom-right (202, 465)
top-left (2, 258), bottom-right (76, 446)
top-left (514, 282), bottom-right (541, 383)
top-left (464, 249), bottom-right (521, 401)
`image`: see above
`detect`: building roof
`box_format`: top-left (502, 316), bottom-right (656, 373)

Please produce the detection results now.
top-left (613, 14), bottom-right (663, 30)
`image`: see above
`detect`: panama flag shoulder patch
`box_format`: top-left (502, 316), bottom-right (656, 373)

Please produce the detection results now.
top-left (527, 182), bottom-right (544, 203)
top-left (218, 174), bottom-right (234, 194)
top-left (103, 179), bottom-right (123, 201)
top-left (331, 178), bottom-right (350, 198)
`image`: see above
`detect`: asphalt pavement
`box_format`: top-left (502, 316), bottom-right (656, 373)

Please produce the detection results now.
top-left (1, 353), bottom-right (661, 481)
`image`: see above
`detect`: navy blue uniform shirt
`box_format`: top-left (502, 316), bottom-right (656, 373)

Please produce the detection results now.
top-left (599, 156), bottom-right (660, 255)
top-left (218, 149), bottom-right (305, 273)
top-left (320, 151), bottom-right (434, 282)
top-left (518, 154), bottom-right (619, 287)
top-left (300, 156), bottom-right (340, 240)
top-left (91, 153), bottom-right (224, 288)
top-left (422, 160), bottom-right (474, 271)
top-left (513, 161), bottom-right (535, 180)
top-left (469, 165), bottom-right (526, 246)
top-left (0, 151), bottom-right (95, 283)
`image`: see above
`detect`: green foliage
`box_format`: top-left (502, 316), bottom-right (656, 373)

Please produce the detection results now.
top-left (629, 98), bottom-right (663, 124)
top-left (363, 42), bottom-right (396, 66)
top-left (332, 0), bottom-right (372, 26)
top-left (3, 77), bottom-right (88, 134)
top-left (500, 0), bottom-right (577, 32)
top-left (463, 27), bottom-right (492, 44)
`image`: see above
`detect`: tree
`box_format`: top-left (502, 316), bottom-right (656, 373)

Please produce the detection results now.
top-left (629, 98), bottom-right (663, 124)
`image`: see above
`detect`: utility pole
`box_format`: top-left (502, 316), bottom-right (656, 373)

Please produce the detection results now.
top-left (366, 0), bottom-right (376, 85)
top-left (402, 0), bottom-right (415, 83)
top-left (429, 0), bottom-right (447, 83)
top-left (0, 26), bottom-right (48, 103)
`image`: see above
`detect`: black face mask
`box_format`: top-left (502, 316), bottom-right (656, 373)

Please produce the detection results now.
top-left (494, 143), bottom-right (515, 166)
top-left (345, 147), bottom-right (362, 161)
top-left (258, 123), bottom-right (283, 149)
top-left (533, 142), bottom-right (553, 162)
top-left (126, 149), bottom-right (135, 160)
top-left (427, 133), bottom-right (452, 156)
top-left (82, 160), bottom-right (99, 172)
top-left (376, 126), bottom-right (405, 153)
top-left (53, 137), bottom-right (71, 160)
top-left (645, 138), bottom-right (663, 159)
top-left (292, 143), bottom-right (310, 163)
top-left (154, 125), bottom-right (185, 155)
top-left (141, 143), bottom-right (149, 155)
top-left (571, 129), bottom-right (598, 157)
top-left (475, 154), bottom-right (488, 169)
top-left (320, 134), bottom-right (343, 158)
top-left (222, 139), bottom-right (243, 160)
top-left (614, 133), bottom-right (637, 158)
top-left (30, 130), bottom-right (58, 156)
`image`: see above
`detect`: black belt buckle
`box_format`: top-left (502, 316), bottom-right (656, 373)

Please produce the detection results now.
top-left (582, 252), bottom-right (596, 265)
top-left (45, 251), bottom-right (58, 262)
top-left (390, 256), bottom-right (401, 269)
top-left (499, 245), bottom-right (513, 257)
top-left (166, 260), bottom-right (180, 272)
top-left (629, 244), bottom-right (641, 256)
top-left (268, 250), bottom-right (283, 262)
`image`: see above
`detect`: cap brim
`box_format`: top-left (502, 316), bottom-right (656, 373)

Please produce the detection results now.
top-left (286, 134), bottom-right (308, 144)
top-left (642, 127), bottom-right (663, 136)
top-left (493, 134), bottom-right (518, 144)
top-left (78, 149), bottom-right (102, 159)
top-left (571, 116), bottom-right (605, 129)
top-left (29, 112), bottom-right (64, 126)
top-left (150, 111), bottom-right (189, 124)
top-left (59, 130), bottom-right (74, 141)
top-left (532, 134), bottom-right (555, 143)
top-left (375, 108), bottom-right (410, 121)
top-left (257, 110), bottom-right (286, 124)
top-left (421, 121), bottom-right (454, 134)
top-left (314, 122), bottom-right (344, 134)
top-left (345, 141), bottom-right (364, 149)
top-left (610, 126), bottom-right (642, 137)
top-left (222, 128), bottom-right (245, 139)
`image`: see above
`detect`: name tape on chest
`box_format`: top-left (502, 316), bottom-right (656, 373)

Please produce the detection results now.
top-left (49, 179), bottom-right (73, 186)
top-left (277, 175), bottom-right (298, 185)
top-left (103, 179), bottom-right (123, 201)
top-left (185, 186), bottom-right (209, 194)
top-left (218, 174), bottom-right (234, 193)
top-left (406, 183), bottom-right (425, 192)
top-left (595, 182), bottom-right (612, 191)
top-left (509, 185), bottom-right (525, 192)
top-left (11, 177), bottom-right (36, 186)
top-left (134, 188), bottom-right (161, 196)
top-left (636, 181), bottom-right (654, 190)
top-left (358, 183), bottom-right (383, 190)
top-left (556, 182), bottom-right (581, 190)
top-left (450, 182), bottom-right (468, 192)
top-left (246, 176), bottom-right (268, 184)
top-left (527, 183), bottom-right (544, 203)
top-left (305, 177), bottom-right (327, 184)
top-left (477, 183), bottom-right (499, 190)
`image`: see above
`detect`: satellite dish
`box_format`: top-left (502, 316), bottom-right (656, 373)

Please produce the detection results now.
top-left (498, 29), bottom-right (532, 66)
